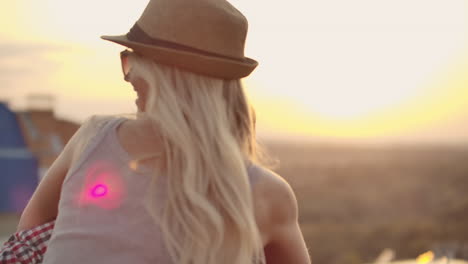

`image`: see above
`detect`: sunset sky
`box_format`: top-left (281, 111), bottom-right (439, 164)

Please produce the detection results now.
top-left (1, 0), bottom-right (467, 144)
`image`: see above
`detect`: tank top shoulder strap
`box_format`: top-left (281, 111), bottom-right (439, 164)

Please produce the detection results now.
top-left (64, 115), bottom-right (123, 184)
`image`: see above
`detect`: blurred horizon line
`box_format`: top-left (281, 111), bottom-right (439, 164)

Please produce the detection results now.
top-left (2, 99), bottom-right (468, 148)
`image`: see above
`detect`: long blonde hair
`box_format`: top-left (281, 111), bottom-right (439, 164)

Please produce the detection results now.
top-left (127, 51), bottom-right (267, 264)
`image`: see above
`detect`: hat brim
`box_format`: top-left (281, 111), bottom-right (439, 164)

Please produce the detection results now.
top-left (101, 35), bottom-right (258, 79)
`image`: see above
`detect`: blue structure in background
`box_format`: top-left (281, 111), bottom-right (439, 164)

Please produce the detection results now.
top-left (0, 102), bottom-right (38, 213)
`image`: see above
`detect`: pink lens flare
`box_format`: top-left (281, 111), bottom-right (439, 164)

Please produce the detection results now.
top-left (77, 161), bottom-right (126, 210)
top-left (91, 184), bottom-right (108, 198)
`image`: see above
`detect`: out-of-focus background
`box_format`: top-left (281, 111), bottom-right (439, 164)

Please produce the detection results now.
top-left (1, 0), bottom-right (467, 263)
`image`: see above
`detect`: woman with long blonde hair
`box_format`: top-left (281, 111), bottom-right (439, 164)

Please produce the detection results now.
top-left (15, 0), bottom-right (311, 263)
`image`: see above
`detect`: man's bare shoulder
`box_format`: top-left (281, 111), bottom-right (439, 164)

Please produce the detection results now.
top-left (249, 164), bottom-right (289, 194)
top-left (249, 164), bottom-right (298, 226)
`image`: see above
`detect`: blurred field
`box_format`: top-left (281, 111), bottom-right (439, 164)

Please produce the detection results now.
top-left (2, 142), bottom-right (468, 264)
top-left (264, 141), bottom-right (468, 264)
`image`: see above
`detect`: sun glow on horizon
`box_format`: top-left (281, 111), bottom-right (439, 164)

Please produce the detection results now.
top-left (250, 48), bottom-right (468, 140)
top-left (2, 0), bottom-right (468, 142)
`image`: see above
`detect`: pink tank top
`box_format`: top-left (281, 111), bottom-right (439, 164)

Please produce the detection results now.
top-left (42, 116), bottom-right (260, 264)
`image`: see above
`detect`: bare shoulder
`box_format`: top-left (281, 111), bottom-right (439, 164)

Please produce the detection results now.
top-left (248, 164), bottom-right (299, 242)
top-left (248, 164), bottom-right (311, 263)
top-left (250, 165), bottom-right (298, 223)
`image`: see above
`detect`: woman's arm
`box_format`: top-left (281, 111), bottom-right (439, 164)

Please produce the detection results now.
top-left (16, 148), bottom-right (71, 232)
top-left (263, 175), bottom-right (311, 264)
top-left (16, 115), bottom-right (98, 232)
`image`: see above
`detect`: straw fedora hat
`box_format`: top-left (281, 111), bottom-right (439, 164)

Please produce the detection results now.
top-left (101, 0), bottom-right (258, 79)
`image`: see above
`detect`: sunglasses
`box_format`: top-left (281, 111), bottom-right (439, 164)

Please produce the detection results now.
top-left (120, 49), bottom-right (133, 82)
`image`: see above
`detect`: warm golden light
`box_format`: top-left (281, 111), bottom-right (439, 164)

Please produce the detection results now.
top-left (2, 0), bottom-right (467, 142)
top-left (416, 251), bottom-right (434, 264)
top-left (12, 0), bottom-right (149, 43)
top-left (250, 48), bottom-right (468, 141)
top-left (129, 160), bottom-right (139, 171)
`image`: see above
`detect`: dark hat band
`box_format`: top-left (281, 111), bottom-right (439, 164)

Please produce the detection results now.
top-left (126, 23), bottom-right (246, 63)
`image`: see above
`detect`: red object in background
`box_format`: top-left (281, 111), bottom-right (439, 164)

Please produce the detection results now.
top-left (0, 220), bottom-right (55, 264)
